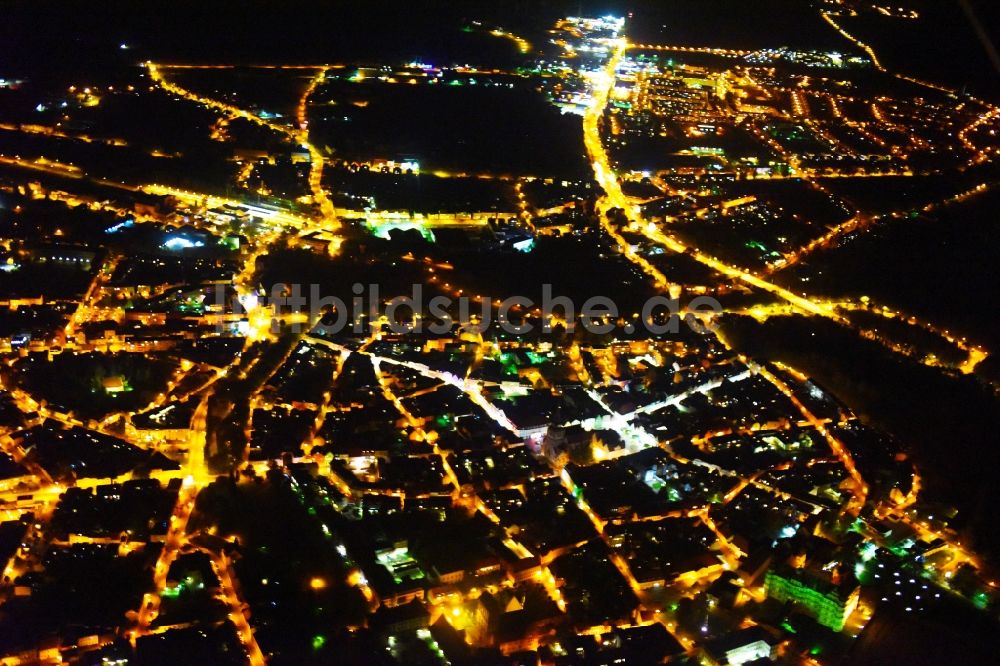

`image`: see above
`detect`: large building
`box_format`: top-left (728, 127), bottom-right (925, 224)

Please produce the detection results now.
top-left (702, 626), bottom-right (779, 666)
top-left (765, 565), bottom-right (859, 631)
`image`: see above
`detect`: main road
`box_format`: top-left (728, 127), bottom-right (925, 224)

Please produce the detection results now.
top-left (583, 39), bottom-right (848, 323)
top-left (583, 36), bottom-right (870, 514)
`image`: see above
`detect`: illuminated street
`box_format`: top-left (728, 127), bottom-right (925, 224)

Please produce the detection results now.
top-left (0, 3), bottom-right (997, 665)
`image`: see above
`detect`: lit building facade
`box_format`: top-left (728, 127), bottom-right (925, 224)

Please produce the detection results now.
top-left (765, 566), bottom-right (859, 631)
